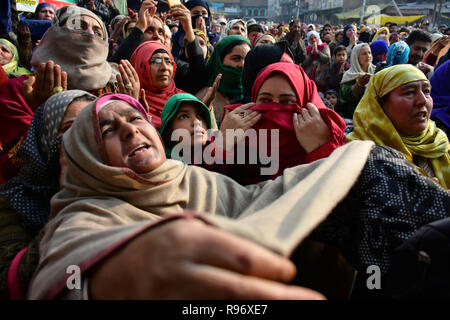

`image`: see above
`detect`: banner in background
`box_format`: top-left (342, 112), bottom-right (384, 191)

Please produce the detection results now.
top-left (18, 0), bottom-right (127, 16)
top-left (17, 0), bottom-right (76, 12)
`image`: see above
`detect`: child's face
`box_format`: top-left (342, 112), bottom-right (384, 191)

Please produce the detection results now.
top-left (325, 93), bottom-right (338, 107)
top-left (335, 50), bottom-right (347, 64)
top-left (98, 101), bottom-right (166, 173)
top-left (170, 102), bottom-right (208, 146)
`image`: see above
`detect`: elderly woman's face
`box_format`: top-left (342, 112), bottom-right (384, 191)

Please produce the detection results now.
top-left (98, 101), bottom-right (165, 173)
top-left (65, 15), bottom-right (105, 39)
top-left (149, 52), bottom-right (174, 89)
top-left (0, 43), bottom-right (13, 66)
top-left (256, 74), bottom-right (297, 105)
top-left (228, 22), bottom-right (246, 37)
top-left (222, 43), bottom-right (250, 68)
top-left (255, 34), bottom-right (275, 46)
top-left (143, 19), bottom-right (165, 44)
top-left (381, 80), bottom-right (433, 136)
top-left (358, 46), bottom-right (372, 71)
top-left (346, 27), bottom-right (356, 38)
top-left (37, 7), bottom-right (55, 21)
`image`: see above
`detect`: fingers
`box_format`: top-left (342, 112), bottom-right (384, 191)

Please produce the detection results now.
top-left (212, 73), bottom-right (222, 90)
top-left (243, 112), bottom-right (262, 129)
top-left (61, 71), bottom-right (68, 90)
top-left (185, 264), bottom-right (325, 300)
top-left (44, 61), bottom-right (54, 92)
top-left (293, 113), bottom-right (300, 129)
top-left (306, 102), bottom-right (320, 117)
top-left (193, 224), bottom-right (297, 283)
top-left (119, 63), bottom-right (131, 88)
top-left (139, 89), bottom-right (150, 113)
top-left (116, 73), bottom-right (125, 93)
top-left (53, 63), bottom-right (61, 88)
top-left (21, 76), bottom-right (35, 95)
top-left (232, 102), bottom-right (256, 114)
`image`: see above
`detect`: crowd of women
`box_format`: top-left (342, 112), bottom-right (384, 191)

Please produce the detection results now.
top-left (0, 0), bottom-right (449, 300)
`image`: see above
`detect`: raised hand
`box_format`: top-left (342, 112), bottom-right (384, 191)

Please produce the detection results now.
top-left (169, 4), bottom-right (194, 42)
top-left (201, 73), bottom-right (222, 111)
top-left (292, 103), bottom-right (330, 153)
top-left (219, 103), bottom-right (261, 149)
top-left (21, 60), bottom-right (68, 110)
top-left (136, 0), bottom-right (158, 33)
top-left (116, 59), bottom-right (140, 100)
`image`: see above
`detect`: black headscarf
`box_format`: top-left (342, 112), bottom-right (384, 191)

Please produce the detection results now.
top-left (242, 41), bottom-right (294, 102)
top-left (338, 25), bottom-right (356, 47)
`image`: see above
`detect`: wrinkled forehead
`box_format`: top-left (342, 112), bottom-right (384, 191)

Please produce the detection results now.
top-left (97, 100), bottom-right (138, 118)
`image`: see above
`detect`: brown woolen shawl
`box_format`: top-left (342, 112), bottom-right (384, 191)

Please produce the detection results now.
top-left (30, 6), bottom-right (116, 91)
top-left (28, 98), bottom-right (375, 299)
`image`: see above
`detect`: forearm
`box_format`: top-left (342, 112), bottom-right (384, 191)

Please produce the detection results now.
top-left (109, 27), bottom-right (144, 63)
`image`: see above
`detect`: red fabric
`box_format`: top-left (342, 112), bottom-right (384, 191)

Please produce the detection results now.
top-left (222, 62), bottom-right (346, 185)
top-left (8, 247), bottom-right (28, 300)
top-left (0, 75), bottom-right (32, 184)
top-left (306, 43), bottom-right (327, 59)
top-left (130, 41), bottom-right (184, 129)
top-left (0, 67), bottom-right (8, 88)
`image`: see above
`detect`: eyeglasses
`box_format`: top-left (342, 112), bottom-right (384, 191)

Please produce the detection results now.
top-left (149, 57), bottom-right (174, 66)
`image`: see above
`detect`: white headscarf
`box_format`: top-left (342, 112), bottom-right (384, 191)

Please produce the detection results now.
top-left (341, 43), bottom-right (375, 84)
top-left (220, 19), bottom-right (247, 39)
top-left (307, 31), bottom-right (322, 45)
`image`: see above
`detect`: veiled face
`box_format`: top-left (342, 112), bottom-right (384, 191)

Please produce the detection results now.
top-left (256, 74), bottom-right (297, 105)
top-left (65, 15), bottom-right (105, 39)
top-left (98, 101), bottom-right (165, 173)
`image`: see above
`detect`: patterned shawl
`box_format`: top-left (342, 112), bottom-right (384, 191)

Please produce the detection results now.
top-left (347, 64), bottom-right (450, 188)
top-left (0, 90), bottom-right (96, 234)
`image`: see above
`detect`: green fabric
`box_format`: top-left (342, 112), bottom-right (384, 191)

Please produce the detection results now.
top-left (160, 93), bottom-right (212, 157)
top-left (206, 35), bottom-right (250, 101)
top-left (339, 80), bottom-right (361, 119)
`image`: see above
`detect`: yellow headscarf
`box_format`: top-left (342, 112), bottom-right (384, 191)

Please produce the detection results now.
top-left (347, 64), bottom-right (450, 188)
top-left (0, 38), bottom-right (30, 76)
top-left (371, 27), bottom-right (390, 45)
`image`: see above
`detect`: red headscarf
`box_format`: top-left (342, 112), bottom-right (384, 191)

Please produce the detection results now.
top-left (131, 41), bottom-right (183, 129)
top-left (224, 62), bottom-right (346, 184)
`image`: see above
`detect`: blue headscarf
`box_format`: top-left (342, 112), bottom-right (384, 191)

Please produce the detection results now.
top-left (34, 3), bottom-right (56, 19)
top-left (370, 40), bottom-right (388, 65)
top-left (430, 60), bottom-right (450, 129)
top-left (386, 41), bottom-right (410, 67)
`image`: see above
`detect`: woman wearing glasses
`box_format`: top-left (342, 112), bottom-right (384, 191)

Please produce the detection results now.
top-left (131, 41), bottom-right (184, 129)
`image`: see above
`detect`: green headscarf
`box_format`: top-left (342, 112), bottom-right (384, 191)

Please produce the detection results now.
top-left (160, 93), bottom-right (212, 158)
top-left (0, 38), bottom-right (31, 76)
top-left (206, 35), bottom-right (251, 101)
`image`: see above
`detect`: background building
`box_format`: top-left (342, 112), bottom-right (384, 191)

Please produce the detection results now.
top-left (241, 0), bottom-right (269, 21)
